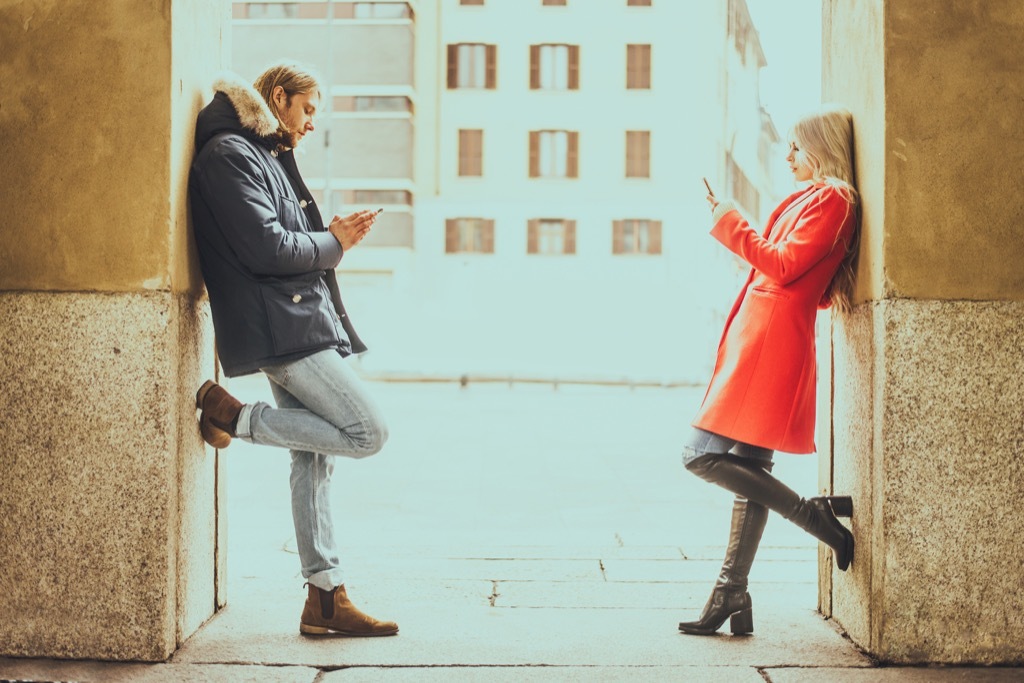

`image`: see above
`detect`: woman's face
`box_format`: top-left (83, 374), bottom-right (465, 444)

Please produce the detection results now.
top-left (786, 141), bottom-right (815, 182)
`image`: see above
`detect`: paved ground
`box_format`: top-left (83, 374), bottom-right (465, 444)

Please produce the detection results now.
top-left (3, 378), bottom-right (1020, 682)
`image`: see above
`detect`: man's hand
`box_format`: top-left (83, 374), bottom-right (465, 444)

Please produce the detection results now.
top-left (328, 210), bottom-right (378, 251)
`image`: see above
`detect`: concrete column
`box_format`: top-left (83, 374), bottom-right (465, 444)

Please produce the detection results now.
top-left (820, 0), bottom-right (1024, 664)
top-left (0, 0), bottom-right (230, 661)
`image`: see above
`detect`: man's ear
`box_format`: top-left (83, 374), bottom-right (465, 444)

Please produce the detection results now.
top-left (272, 85), bottom-right (286, 107)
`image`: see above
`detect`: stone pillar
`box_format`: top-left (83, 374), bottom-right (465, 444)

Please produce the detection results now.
top-left (0, 0), bottom-right (230, 661)
top-left (820, 0), bottom-right (1024, 664)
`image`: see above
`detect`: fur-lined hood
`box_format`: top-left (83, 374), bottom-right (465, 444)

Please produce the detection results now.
top-left (194, 71), bottom-right (280, 151)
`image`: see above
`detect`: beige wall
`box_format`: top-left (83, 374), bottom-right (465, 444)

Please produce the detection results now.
top-left (881, 0), bottom-right (1024, 301)
top-left (1, 2), bottom-right (170, 292)
top-left (822, 0), bottom-right (1024, 664)
top-left (0, 0), bottom-right (229, 661)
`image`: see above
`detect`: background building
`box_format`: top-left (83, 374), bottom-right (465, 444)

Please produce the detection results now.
top-left (231, 0), bottom-right (779, 384)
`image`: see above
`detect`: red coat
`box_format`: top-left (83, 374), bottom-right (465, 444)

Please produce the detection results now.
top-left (692, 183), bottom-right (857, 454)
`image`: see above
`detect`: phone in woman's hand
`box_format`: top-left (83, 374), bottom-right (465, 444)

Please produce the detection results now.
top-left (703, 177), bottom-right (715, 197)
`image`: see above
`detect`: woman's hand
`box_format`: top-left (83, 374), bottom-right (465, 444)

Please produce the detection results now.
top-left (328, 210), bottom-right (378, 251)
top-left (706, 192), bottom-right (719, 213)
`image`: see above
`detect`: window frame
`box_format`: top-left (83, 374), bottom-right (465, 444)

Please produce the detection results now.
top-left (625, 130), bottom-right (651, 178)
top-left (447, 43), bottom-right (498, 89)
top-left (527, 218), bottom-right (577, 255)
top-left (445, 217), bottom-right (495, 254)
top-left (458, 129), bottom-right (484, 177)
top-left (612, 219), bottom-right (662, 255)
top-left (529, 130), bottom-right (579, 179)
top-left (626, 44), bottom-right (652, 89)
top-left (530, 44), bottom-right (580, 90)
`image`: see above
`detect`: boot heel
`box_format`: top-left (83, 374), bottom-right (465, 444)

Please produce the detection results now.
top-left (827, 496), bottom-right (853, 518)
top-left (729, 608), bottom-right (753, 635)
top-left (811, 495), bottom-right (853, 518)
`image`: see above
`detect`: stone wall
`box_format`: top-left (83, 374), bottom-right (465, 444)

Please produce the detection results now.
top-left (0, 0), bottom-right (229, 661)
top-left (821, 0), bottom-right (1024, 664)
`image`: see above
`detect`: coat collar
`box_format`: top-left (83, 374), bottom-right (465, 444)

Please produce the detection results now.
top-left (212, 71), bottom-right (279, 139)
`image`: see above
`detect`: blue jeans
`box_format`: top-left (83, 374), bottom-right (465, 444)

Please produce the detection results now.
top-left (682, 427), bottom-right (774, 472)
top-left (235, 349), bottom-right (389, 590)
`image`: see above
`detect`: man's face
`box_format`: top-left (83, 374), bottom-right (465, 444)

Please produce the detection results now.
top-left (274, 88), bottom-right (318, 147)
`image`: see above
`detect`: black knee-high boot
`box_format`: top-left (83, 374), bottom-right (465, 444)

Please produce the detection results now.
top-left (679, 497), bottom-right (768, 635)
top-left (685, 452), bottom-right (854, 571)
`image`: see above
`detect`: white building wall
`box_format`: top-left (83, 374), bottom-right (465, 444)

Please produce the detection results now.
top-left (373, 0), bottom-right (747, 383)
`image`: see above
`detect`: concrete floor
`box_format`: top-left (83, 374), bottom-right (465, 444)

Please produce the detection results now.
top-left (2, 378), bottom-right (1019, 681)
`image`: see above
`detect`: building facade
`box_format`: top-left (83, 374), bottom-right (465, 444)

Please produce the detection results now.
top-left (230, 0), bottom-right (778, 384)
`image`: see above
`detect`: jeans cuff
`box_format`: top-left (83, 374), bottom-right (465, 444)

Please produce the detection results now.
top-left (682, 446), bottom-right (705, 467)
top-left (235, 403), bottom-right (257, 442)
top-left (306, 567), bottom-right (346, 591)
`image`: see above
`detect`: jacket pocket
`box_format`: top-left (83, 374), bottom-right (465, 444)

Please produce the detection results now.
top-left (260, 279), bottom-right (338, 355)
top-left (276, 195), bottom-right (306, 233)
top-left (749, 285), bottom-right (790, 301)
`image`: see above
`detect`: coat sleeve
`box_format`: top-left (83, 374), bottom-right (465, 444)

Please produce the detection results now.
top-left (710, 187), bottom-right (852, 285)
top-left (194, 137), bottom-right (343, 276)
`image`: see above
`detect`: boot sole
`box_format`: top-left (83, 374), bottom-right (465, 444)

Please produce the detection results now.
top-left (679, 607), bottom-right (753, 636)
top-left (300, 622), bottom-right (398, 637)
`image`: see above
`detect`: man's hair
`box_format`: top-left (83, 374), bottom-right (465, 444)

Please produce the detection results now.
top-left (253, 61), bottom-right (322, 142)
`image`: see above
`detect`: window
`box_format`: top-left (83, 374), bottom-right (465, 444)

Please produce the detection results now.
top-left (543, 0), bottom-right (567, 5)
top-left (726, 152), bottom-right (760, 219)
top-left (459, 129), bottom-right (483, 177)
top-left (332, 2), bottom-right (412, 18)
top-left (244, 3), bottom-right (298, 19)
top-left (625, 130), bottom-right (650, 178)
top-left (527, 219), bottom-right (576, 255)
top-left (333, 96), bottom-right (412, 113)
top-left (445, 218), bottom-right (494, 253)
top-left (338, 190), bottom-right (413, 206)
top-left (352, 2), bottom-right (411, 18)
top-left (612, 219), bottom-right (662, 255)
top-left (529, 131), bottom-right (579, 178)
top-left (626, 44), bottom-right (651, 89)
top-left (447, 44), bottom-right (497, 89)
top-left (530, 44), bottom-right (579, 90)
top-left (460, 0), bottom-right (484, 5)
top-left (627, 0), bottom-right (652, 6)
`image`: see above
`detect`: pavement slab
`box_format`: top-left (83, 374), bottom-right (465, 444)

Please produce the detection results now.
top-left (0, 659), bottom-right (318, 683)
top-left (768, 669), bottom-right (1024, 682)
top-left (173, 594), bottom-right (871, 669)
top-left (600, 558), bottom-right (815, 584)
top-left (493, 578), bottom-right (818, 610)
top-left (322, 665), bottom-right (769, 682)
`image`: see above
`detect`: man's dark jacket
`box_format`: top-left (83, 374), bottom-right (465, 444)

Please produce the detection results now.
top-left (190, 73), bottom-right (366, 377)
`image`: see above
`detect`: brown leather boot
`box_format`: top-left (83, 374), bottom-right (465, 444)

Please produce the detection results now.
top-left (299, 583), bottom-right (398, 637)
top-left (195, 380), bottom-right (243, 449)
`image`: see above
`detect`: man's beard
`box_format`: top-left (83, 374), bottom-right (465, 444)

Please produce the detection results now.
top-left (275, 127), bottom-right (301, 150)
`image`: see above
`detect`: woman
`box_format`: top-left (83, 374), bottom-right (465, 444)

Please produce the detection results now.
top-left (678, 105), bottom-right (859, 636)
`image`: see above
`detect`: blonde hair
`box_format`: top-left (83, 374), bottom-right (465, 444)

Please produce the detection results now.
top-left (791, 105), bottom-right (860, 313)
top-left (252, 61), bottom-right (321, 146)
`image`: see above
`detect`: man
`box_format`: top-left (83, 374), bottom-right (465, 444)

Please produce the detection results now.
top-left (190, 62), bottom-right (397, 637)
